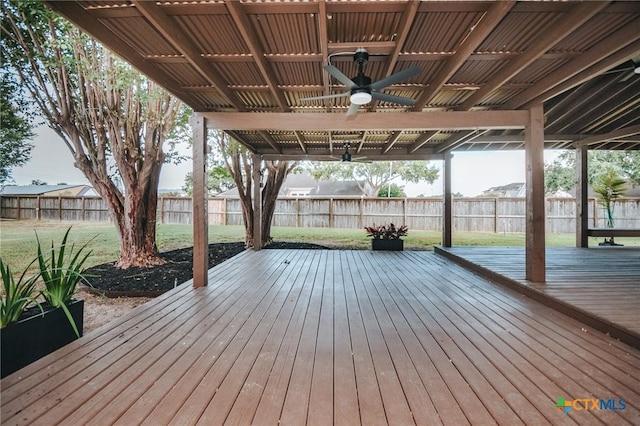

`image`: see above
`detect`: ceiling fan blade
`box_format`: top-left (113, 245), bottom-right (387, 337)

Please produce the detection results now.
top-left (300, 92), bottom-right (350, 102)
top-left (371, 92), bottom-right (415, 106)
top-left (346, 102), bottom-right (360, 116)
top-left (370, 66), bottom-right (420, 90)
top-left (324, 65), bottom-right (357, 89)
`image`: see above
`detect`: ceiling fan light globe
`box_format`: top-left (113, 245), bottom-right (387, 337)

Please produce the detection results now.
top-left (350, 91), bottom-right (372, 105)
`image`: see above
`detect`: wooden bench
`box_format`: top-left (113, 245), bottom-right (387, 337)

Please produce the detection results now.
top-left (587, 228), bottom-right (640, 238)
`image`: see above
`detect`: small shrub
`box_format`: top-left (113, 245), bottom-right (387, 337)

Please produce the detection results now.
top-left (364, 223), bottom-right (408, 240)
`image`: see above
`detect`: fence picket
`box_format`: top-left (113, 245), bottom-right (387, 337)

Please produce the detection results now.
top-left (1, 195), bottom-right (638, 233)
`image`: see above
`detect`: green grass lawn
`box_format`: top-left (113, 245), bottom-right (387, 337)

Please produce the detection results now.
top-left (1, 220), bottom-right (638, 276)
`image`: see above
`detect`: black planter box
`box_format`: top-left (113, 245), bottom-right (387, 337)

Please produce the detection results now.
top-left (1, 299), bottom-right (84, 378)
top-left (371, 239), bottom-right (404, 251)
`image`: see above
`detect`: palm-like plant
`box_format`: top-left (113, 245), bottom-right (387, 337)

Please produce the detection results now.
top-left (0, 258), bottom-right (41, 328)
top-left (36, 228), bottom-right (93, 337)
top-left (593, 170), bottom-right (627, 245)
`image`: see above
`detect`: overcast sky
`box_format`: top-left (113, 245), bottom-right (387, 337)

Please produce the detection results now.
top-left (10, 125), bottom-right (561, 197)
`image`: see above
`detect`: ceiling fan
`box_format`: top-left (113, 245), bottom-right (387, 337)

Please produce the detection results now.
top-left (302, 48), bottom-right (420, 116)
top-left (333, 142), bottom-right (369, 163)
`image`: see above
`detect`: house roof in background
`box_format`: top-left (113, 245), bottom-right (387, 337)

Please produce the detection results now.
top-left (0, 184), bottom-right (94, 196)
top-left (217, 171), bottom-right (364, 198)
top-left (44, 1), bottom-right (640, 162)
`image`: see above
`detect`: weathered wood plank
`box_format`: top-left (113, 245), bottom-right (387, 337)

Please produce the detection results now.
top-left (435, 246), bottom-right (640, 344)
top-left (3, 249), bottom-right (639, 425)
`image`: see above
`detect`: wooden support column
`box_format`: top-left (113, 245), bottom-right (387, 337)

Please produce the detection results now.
top-left (191, 114), bottom-right (208, 287)
top-left (252, 153), bottom-right (262, 251)
top-left (443, 151), bottom-right (453, 247)
top-left (575, 145), bottom-right (589, 247)
top-left (525, 105), bottom-right (545, 283)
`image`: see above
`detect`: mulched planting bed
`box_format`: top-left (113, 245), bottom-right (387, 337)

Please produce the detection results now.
top-left (82, 241), bottom-right (329, 297)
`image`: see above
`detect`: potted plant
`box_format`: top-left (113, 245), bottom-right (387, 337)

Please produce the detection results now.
top-left (365, 223), bottom-right (408, 251)
top-left (593, 170), bottom-right (627, 246)
top-left (0, 228), bottom-right (91, 378)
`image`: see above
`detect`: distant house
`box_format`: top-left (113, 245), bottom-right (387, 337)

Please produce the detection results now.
top-left (0, 184), bottom-right (97, 197)
top-left (480, 182), bottom-right (525, 197)
top-left (217, 172), bottom-right (367, 198)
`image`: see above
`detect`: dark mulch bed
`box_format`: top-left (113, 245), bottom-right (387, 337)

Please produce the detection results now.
top-left (83, 241), bottom-right (329, 297)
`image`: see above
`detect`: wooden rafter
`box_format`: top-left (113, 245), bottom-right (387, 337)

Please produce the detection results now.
top-left (293, 131), bottom-right (308, 154)
top-left (458, 1), bottom-right (608, 111)
top-left (369, 0), bottom-right (419, 112)
top-left (506, 19), bottom-right (640, 110)
top-left (132, 0), bottom-right (247, 111)
top-left (573, 125), bottom-right (640, 147)
top-left (382, 131), bottom-right (403, 154)
top-left (44, 1), bottom-right (206, 109)
top-left (412, 1), bottom-right (515, 111)
top-left (224, 0), bottom-right (290, 112)
top-left (408, 131), bottom-right (439, 154)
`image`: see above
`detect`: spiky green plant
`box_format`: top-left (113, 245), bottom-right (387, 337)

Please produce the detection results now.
top-left (36, 227), bottom-right (93, 337)
top-left (593, 170), bottom-right (628, 245)
top-left (0, 257), bottom-right (41, 328)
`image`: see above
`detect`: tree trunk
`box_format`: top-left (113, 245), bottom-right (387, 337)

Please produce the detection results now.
top-left (222, 141), bottom-right (293, 248)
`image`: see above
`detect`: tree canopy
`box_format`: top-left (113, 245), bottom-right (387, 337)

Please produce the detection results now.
top-left (0, 72), bottom-right (35, 184)
top-left (544, 150), bottom-right (640, 195)
top-left (306, 161), bottom-right (439, 197)
top-left (2, 0), bottom-right (185, 267)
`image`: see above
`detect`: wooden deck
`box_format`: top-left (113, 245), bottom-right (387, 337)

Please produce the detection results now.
top-left (2, 249), bottom-right (639, 425)
top-left (436, 246), bottom-right (640, 348)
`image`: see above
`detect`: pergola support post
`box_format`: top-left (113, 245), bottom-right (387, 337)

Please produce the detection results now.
top-left (576, 145), bottom-right (589, 247)
top-left (442, 150), bottom-right (453, 247)
top-left (252, 153), bottom-right (262, 251)
top-left (191, 113), bottom-right (208, 287)
top-left (525, 105), bottom-right (546, 283)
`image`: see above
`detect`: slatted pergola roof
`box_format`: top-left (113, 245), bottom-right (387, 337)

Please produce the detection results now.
top-left (44, 0), bottom-right (640, 161)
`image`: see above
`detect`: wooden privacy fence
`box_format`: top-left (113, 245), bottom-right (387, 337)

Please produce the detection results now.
top-left (1, 195), bottom-right (639, 233)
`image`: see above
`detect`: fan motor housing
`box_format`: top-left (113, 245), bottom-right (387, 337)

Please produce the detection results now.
top-left (354, 48), bottom-right (369, 65)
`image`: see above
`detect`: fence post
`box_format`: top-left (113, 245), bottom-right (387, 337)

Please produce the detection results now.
top-left (403, 198), bottom-right (407, 225)
top-left (329, 198), bottom-right (334, 228)
top-left (37, 196), bottom-right (42, 221)
top-left (296, 198), bottom-right (300, 228)
top-left (494, 197), bottom-right (498, 233)
top-left (82, 197), bottom-right (86, 221)
top-left (159, 197), bottom-right (165, 224)
top-left (223, 198), bottom-right (228, 225)
top-left (58, 196), bottom-right (63, 221)
top-left (359, 198), bottom-right (364, 228)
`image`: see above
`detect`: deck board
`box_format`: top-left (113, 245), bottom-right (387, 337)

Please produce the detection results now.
top-left (435, 246), bottom-right (640, 347)
top-left (2, 249), bottom-right (639, 425)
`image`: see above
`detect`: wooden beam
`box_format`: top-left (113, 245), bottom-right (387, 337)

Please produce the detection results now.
top-left (258, 131), bottom-right (283, 153)
top-left (317, 0), bottom-right (331, 111)
top-left (293, 131), bottom-right (308, 154)
top-left (382, 131), bottom-right (403, 154)
top-left (572, 125), bottom-right (640, 147)
top-left (433, 129), bottom-right (488, 153)
top-left (525, 105), bottom-right (545, 283)
top-left (412, 1), bottom-right (515, 111)
top-left (44, 1), bottom-right (206, 109)
top-left (506, 19), bottom-right (640, 110)
top-left (252, 153), bottom-right (262, 251)
top-left (458, 1), bottom-right (608, 111)
top-left (225, 0), bottom-right (290, 112)
top-left (443, 151), bottom-right (452, 248)
top-left (132, 0), bottom-right (247, 110)
top-left (191, 114), bottom-right (208, 287)
top-left (408, 131), bottom-right (438, 153)
top-left (261, 153), bottom-right (443, 162)
top-left (202, 111), bottom-right (529, 131)
top-left (575, 145), bottom-right (589, 248)
top-left (370, 0), bottom-right (420, 111)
